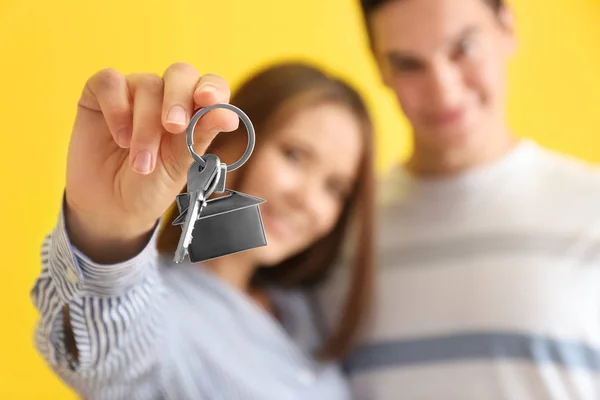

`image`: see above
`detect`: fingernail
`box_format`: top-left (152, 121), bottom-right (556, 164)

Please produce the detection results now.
top-left (133, 151), bottom-right (152, 174)
top-left (166, 105), bottom-right (187, 126)
top-left (197, 84), bottom-right (217, 95)
top-left (117, 126), bottom-right (131, 148)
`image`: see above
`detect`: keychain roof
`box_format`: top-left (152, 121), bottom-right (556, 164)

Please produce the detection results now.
top-left (172, 190), bottom-right (266, 226)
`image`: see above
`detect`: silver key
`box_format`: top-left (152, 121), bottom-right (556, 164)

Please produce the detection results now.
top-left (172, 103), bottom-right (267, 264)
top-left (214, 162), bottom-right (227, 193)
top-left (173, 154), bottom-right (221, 263)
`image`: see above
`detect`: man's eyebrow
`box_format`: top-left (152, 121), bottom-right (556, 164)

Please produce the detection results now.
top-left (445, 25), bottom-right (481, 48)
top-left (383, 25), bottom-right (481, 62)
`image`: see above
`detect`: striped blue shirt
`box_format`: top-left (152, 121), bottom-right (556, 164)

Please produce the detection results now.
top-left (31, 204), bottom-right (350, 400)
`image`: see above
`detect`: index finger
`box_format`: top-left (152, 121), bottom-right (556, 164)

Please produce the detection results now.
top-left (80, 68), bottom-right (133, 149)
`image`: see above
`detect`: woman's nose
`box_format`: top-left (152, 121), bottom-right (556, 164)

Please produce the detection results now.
top-left (286, 176), bottom-right (329, 222)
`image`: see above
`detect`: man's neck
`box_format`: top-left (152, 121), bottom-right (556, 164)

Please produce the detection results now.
top-left (405, 129), bottom-right (517, 178)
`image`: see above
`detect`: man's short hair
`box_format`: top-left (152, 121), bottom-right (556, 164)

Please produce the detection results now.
top-left (360, 0), bottom-right (504, 20)
top-left (359, 0), bottom-right (505, 43)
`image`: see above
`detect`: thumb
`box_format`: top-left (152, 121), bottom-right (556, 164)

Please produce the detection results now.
top-left (167, 103), bottom-right (243, 180)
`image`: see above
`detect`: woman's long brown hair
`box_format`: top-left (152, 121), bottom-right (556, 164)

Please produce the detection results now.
top-left (156, 61), bottom-right (375, 361)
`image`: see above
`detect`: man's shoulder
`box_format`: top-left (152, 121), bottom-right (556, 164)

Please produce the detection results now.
top-left (374, 163), bottom-right (408, 204)
top-left (535, 143), bottom-right (600, 175)
top-left (532, 142), bottom-right (600, 194)
top-left (511, 140), bottom-right (600, 224)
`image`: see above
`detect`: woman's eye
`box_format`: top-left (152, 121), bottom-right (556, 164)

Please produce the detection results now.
top-left (283, 147), bottom-right (304, 163)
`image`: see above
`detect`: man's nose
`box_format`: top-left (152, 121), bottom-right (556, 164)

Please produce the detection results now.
top-left (426, 62), bottom-right (463, 110)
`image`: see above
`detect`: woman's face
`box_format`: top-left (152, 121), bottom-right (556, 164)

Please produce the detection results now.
top-left (236, 102), bottom-right (364, 266)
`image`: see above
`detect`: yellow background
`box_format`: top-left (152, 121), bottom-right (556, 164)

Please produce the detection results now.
top-left (0, 0), bottom-right (598, 398)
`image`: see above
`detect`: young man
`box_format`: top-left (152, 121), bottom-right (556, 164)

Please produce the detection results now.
top-left (316, 0), bottom-right (600, 398)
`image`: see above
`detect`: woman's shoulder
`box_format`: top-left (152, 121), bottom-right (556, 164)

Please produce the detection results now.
top-left (268, 286), bottom-right (327, 352)
top-left (154, 254), bottom-right (220, 298)
top-left (267, 286), bottom-right (313, 315)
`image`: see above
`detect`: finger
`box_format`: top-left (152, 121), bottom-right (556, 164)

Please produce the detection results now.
top-left (176, 107), bottom-right (241, 164)
top-left (187, 73), bottom-right (240, 151)
top-left (194, 74), bottom-right (239, 131)
top-left (193, 73), bottom-right (231, 107)
top-left (166, 74), bottom-right (239, 171)
top-left (80, 68), bottom-right (133, 148)
top-left (193, 74), bottom-right (239, 132)
top-left (127, 73), bottom-right (164, 175)
top-left (161, 62), bottom-right (200, 134)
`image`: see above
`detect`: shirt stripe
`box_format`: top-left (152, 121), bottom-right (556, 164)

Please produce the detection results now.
top-left (378, 231), bottom-right (600, 269)
top-left (345, 332), bottom-right (600, 373)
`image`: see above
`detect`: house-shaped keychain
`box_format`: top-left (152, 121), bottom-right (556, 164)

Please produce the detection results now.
top-left (172, 190), bottom-right (268, 263)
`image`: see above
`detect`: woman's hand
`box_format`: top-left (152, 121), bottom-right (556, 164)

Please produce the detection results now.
top-left (64, 63), bottom-right (239, 263)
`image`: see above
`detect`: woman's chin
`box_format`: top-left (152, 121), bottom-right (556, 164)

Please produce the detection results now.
top-left (251, 228), bottom-right (309, 268)
top-left (250, 242), bottom-right (282, 267)
top-left (251, 238), bottom-right (298, 268)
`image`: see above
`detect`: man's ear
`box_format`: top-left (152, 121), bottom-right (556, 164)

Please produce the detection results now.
top-left (370, 47), bottom-right (393, 89)
top-left (362, 13), bottom-right (393, 88)
top-left (497, 3), bottom-right (517, 55)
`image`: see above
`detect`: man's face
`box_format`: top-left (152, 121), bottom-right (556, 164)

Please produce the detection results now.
top-left (369, 0), bottom-right (515, 152)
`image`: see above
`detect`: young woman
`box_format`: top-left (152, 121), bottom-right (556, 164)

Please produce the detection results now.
top-left (31, 61), bottom-right (375, 399)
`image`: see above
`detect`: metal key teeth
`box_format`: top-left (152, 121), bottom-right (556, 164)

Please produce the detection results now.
top-left (173, 157), bottom-right (219, 264)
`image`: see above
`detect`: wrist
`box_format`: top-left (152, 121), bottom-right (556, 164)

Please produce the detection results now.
top-left (63, 203), bottom-right (158, 264)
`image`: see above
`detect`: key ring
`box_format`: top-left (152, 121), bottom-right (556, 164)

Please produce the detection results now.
top-left (186, 103), bottom-right (255, 172)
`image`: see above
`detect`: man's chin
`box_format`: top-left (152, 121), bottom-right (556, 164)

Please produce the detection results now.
top-left (419, 126), bottom-right (475, 150)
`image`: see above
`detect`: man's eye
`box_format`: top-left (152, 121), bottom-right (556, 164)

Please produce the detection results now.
top-left (453, 38), bottom-right (476, 60)
top-left (390, 58), bottom-right (423, 72)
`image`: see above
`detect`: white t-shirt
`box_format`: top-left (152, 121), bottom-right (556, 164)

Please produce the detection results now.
top-left (317, 139), bottom-right (600, 400)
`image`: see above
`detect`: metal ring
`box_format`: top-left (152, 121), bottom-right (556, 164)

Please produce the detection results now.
top-left (186, 103), bottom-right (255, 172)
